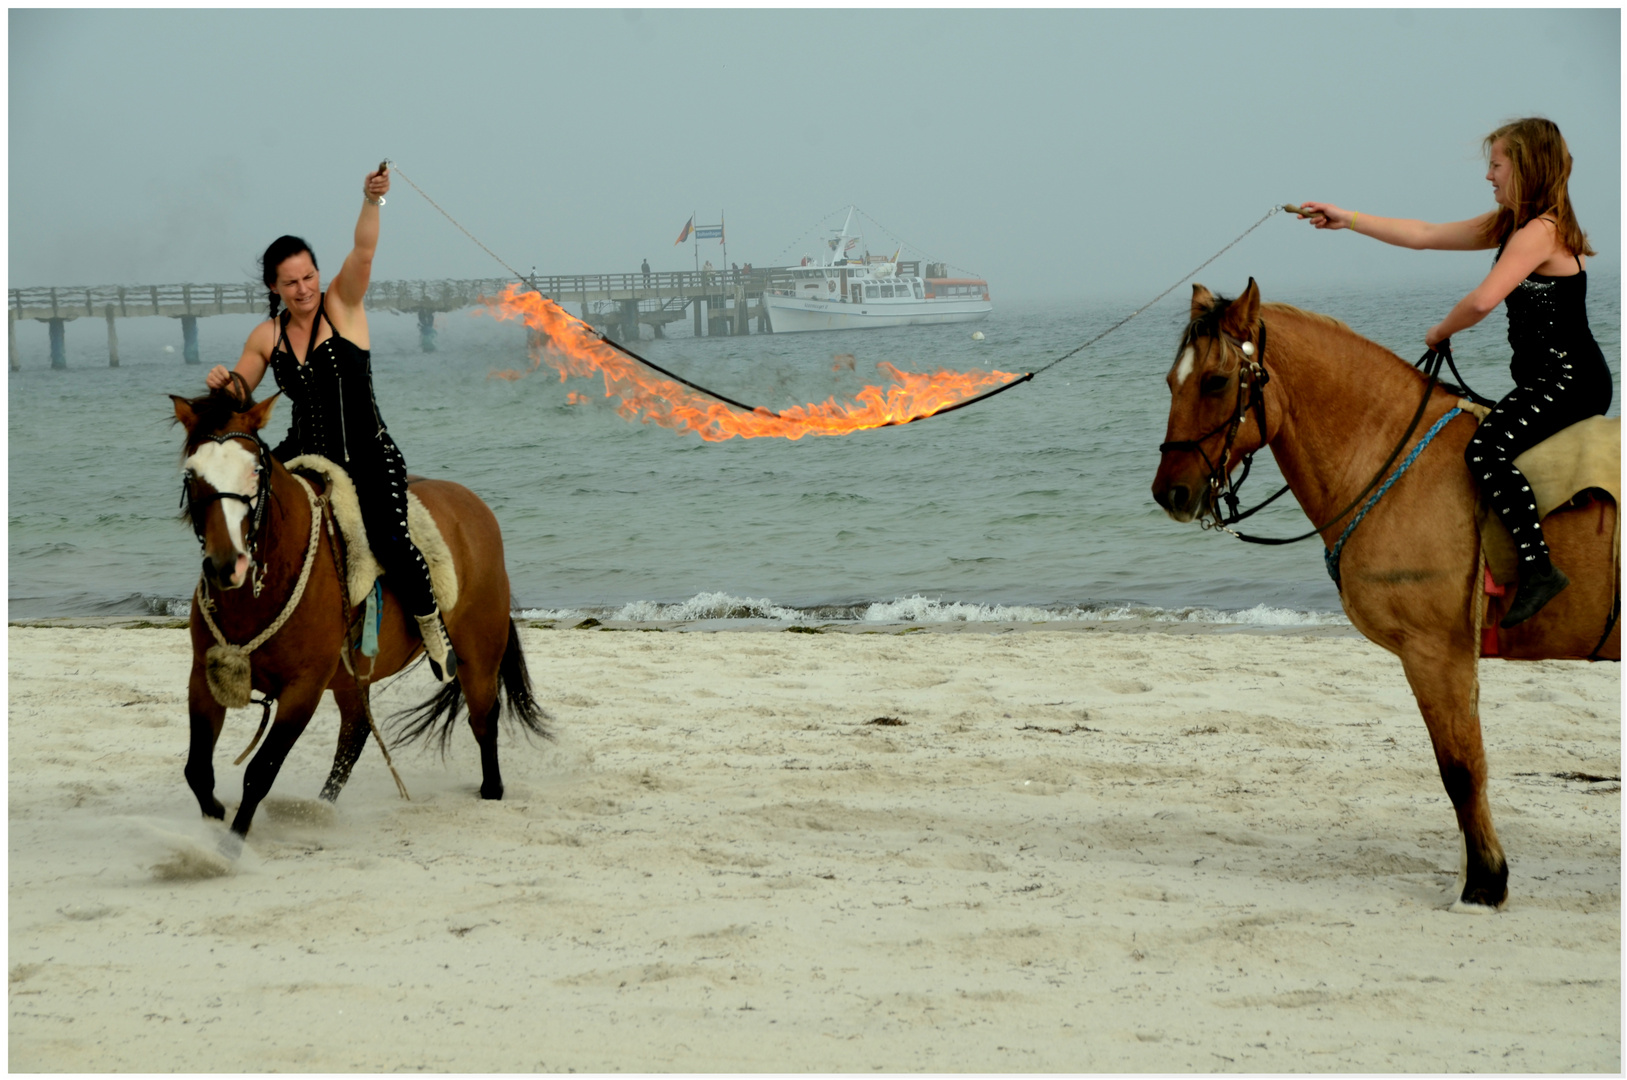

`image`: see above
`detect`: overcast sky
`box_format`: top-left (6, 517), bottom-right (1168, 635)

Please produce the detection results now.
top-left (9, 8), bottom-right (1620, 303)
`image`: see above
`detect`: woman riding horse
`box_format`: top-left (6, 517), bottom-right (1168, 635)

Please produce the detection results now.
top-left (204, 164), bottom-right (458, 683)
top-left (1297, 117), bottom-right (1613, 627)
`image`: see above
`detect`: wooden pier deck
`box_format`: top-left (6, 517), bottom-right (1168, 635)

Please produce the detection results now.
top-left (9, 263), bottom-right (905, 369)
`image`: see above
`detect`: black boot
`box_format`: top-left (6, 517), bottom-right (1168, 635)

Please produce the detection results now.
top-left (1501, 563), bottom-right (1570, 628)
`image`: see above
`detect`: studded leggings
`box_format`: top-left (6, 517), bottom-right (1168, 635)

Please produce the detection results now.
top-left (353, 438), bottom-right (437, 618)
top-left (1465, 354), bottom-right (1612, 575)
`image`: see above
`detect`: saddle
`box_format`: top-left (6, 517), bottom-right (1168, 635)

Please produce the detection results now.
top-left (283, 454), bottom-right (460, 612)
top-left (1461, 411), bottom-right (1620, 585)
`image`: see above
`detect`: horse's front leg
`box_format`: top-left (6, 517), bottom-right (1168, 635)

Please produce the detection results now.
top-left (185, 665), bottom-right (227, 820)
top-left (228, 678), bottom-right (328, 843)
top-left (1398, 645), bottom-right (1509, 910)
top-left (319, 681), bottom-right (373, 803)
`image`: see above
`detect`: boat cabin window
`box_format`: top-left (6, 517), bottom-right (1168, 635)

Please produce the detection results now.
top-left (863, 285), bottom-right (877, 300)
top-left (913, 282), bottom-right (924, 299)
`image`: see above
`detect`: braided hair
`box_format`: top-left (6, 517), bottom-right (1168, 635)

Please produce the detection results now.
top-left (260, 235), bottom-right (318, 321)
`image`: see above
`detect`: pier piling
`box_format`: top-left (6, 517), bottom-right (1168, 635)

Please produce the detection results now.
top-left (48, 318), bottom-right (66, 370)
top-left (105, 306), bottom-right (119, 367)
top-left (417, 309), bottom-right (437, 352)
top-left (180, 315), bottom-right (200, 365)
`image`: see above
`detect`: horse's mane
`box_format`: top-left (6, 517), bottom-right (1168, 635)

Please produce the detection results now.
top-left (176, 387), bottom-right (256, 451)
top-left (1188, 294), bottom-right (1352, 338)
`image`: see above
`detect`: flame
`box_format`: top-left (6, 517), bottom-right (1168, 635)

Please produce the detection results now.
top-left (478, 283), bottom-right (1023, 442)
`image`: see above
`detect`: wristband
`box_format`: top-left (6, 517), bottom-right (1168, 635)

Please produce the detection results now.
top-left (1349, 211), bottom-right (1359, 232)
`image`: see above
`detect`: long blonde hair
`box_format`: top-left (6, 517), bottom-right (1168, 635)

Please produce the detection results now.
top-left (1478, 118), bottom-right (1595, 257)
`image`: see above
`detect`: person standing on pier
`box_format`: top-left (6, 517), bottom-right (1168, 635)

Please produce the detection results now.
top-left (203, 164), bottom-right (459, 683)
top-left (641, 258), bottom-right (651, 286)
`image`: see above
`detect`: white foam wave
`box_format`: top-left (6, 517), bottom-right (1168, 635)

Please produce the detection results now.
top-left (516, 593), bottom-right (1347, 628)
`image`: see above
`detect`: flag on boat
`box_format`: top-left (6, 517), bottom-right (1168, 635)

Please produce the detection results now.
top-left (674, 216), bottom-right (693, 245)
top-left (844, 238), bottom-right (860, 252)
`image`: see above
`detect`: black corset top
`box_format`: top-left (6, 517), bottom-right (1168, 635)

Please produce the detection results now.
top-left (267, 296), bottom-right (387, 465)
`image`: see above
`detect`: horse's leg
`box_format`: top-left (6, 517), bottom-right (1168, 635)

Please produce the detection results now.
top-left (1397, 644), bottom-right (1508, 910)
top-left (319, 682), bottom-right (372, 803)
top-left (185, 666), bottom-right (227, 820)
top-left (462, 665), bottom-right (504, 800)
top-left (228, 679), bottom-right (327, 842)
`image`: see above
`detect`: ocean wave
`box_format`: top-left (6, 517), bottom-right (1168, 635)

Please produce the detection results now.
top-left (516, 592), bottom-right (1349, 628)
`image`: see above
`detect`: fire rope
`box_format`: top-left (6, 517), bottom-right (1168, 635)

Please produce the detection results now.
top-left (388, 160), bottom-right (1282, 434)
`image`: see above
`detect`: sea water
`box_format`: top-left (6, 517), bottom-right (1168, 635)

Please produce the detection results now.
top-left (8, 276), bottom-right (1619, 624)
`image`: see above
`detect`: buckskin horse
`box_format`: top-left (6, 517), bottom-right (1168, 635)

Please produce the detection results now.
top-left (1151, 280), bottom-right (1618, 911)
top-left (171, 388), bottom-right (549, 849)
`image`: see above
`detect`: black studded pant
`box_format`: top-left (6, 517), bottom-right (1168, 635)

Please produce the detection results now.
top-left (1465, 350), bottom-right (1612, 575)
top-left (354, 438), bottom-right (438, 618)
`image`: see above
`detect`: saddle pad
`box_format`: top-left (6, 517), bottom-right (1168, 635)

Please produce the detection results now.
top-left (1474, 415), bottom-right (1620, 584)
top-left (283, 454), bottom-right (460, 611)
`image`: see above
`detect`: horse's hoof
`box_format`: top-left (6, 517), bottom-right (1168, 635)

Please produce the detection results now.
top-left (1450, 897), bottom-right (1502, 915)
top-left (480, 783), bottom-right (503, 801)
top-left (217, 830), bottom-right (245, 861)
top-left (203, 799), bottom-right (226, 821)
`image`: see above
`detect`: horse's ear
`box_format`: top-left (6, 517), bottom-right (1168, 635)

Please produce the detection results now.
top-left (1221, 278), bottom-right (1261, 339)
top-left (242, 392), bottom-right (281, 432)
top-left (1190, 284), bottom-right (1214, 323)
top-left (171, 394), bottom-right (197, 430)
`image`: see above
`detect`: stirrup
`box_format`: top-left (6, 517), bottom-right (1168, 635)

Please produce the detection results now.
top-left (1500, 564), bottom-right (1570, 628)
top-left (414, 610), bottom-right (459, 683)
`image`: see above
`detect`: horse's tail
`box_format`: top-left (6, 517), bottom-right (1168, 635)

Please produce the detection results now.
top-left (389, 618), bottom-right (551, 756)
top-left (497, 617), bottom-right (553, 742)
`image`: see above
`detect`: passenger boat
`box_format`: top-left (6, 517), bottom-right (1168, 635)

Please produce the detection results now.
top-left (761, 208), bottom-right (992, 333)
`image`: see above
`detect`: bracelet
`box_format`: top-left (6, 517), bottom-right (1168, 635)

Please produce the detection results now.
top-left (1349, 211), bottom-right (1359, 233)
top-left (365, 194), bottom-right (385, 207)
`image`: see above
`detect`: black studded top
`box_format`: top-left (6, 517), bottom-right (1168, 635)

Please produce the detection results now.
top-left (1497, 245), bottom-right (1610, 394)
top-left (268, 294), bottom-right (391, 466)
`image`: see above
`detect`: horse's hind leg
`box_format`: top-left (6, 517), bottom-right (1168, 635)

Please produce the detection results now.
top-left (461, 667), bottom-right (504, 801)
top-left (1398, 645), bottom-right (1509, 910)
top-left (185, 667), bottom-right (227, 820)
top-left (319, 684), bottom-right (372, 803)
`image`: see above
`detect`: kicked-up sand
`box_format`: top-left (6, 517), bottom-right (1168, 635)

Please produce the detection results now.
top-left (8, 620), bottom-right (1620, 1071)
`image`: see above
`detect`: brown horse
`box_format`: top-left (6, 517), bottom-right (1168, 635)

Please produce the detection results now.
top-left (1151, 280), bottom-right (1618, 911)
top-left (171, 388), bottom-right (549, 850)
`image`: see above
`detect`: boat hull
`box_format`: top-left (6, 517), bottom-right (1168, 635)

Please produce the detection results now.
top-left (763, 295), bottom-right (992, 333)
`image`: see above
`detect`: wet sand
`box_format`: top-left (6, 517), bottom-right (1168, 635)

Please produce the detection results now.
top-left (8, 622), bottom-right (1620, 1071)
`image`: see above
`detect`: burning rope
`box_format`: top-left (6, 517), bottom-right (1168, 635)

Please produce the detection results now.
top-left (389, 159), bottom-right (1283, 435)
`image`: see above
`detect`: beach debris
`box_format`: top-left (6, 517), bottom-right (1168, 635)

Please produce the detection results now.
top-left (865, 716), bottom-right (906, 726)
top-left (1014, 723), bottom-right (1097, 735)
top-left (573, 617), bottom-right (602, 629)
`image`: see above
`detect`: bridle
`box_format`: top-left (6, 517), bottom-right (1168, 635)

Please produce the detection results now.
top-left (1157, 320), bottom-right (1275, 530)
top-left (180, 429), bottom-right (276, 594)
top-left (1160, 317), bottom-right (1485, 550)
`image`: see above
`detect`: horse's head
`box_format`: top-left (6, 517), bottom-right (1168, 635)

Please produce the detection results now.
top-left (170, 389), bottom-right (280, 591)
top-left (1151, 279), bottom-right (1270, 523)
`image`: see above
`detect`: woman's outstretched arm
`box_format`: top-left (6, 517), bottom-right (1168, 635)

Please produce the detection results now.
top-left (1296, 202), bottom-right (1495, 251)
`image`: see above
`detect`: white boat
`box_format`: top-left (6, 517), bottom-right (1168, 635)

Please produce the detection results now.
top-left (761, 208), bottom-right (992, 333)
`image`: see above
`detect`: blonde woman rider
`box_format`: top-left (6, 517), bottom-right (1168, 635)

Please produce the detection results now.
top-left (1298, 117), bottom-right (1612, 627)
top-left (204, 165), bottom-right (458, 682)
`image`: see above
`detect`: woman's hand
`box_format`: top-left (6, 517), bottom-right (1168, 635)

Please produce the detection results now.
top-left (363, 165), bottom-right (390, 205)
top-left (1425, 325), bottom-right (1450, 350)
top-left (205, 364), bottom-right (234, 391)
top-left (1296, 202), bottom-right (1354, 231)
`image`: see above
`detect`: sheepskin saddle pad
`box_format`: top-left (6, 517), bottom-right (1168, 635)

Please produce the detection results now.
top-left (283, 454), bottom-right (460, 612)
top-left (1461, 412), bottom-right (1620, 586)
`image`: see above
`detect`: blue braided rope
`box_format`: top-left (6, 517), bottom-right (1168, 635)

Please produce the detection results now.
top-left (1325, 408), bottom-right (1462, 588)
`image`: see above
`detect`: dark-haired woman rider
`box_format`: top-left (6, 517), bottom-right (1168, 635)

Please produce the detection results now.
top-left (205, 165), bottom-right (457, 682)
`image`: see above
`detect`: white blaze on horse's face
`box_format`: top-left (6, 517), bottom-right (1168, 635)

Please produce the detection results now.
top-left (185, 440), bottom-right (260, 565)
top-left (1173, 346), bottom-right (1197, 387)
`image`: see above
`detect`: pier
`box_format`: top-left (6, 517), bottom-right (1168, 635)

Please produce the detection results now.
top-left (7, 264), bottom-right (924, 369)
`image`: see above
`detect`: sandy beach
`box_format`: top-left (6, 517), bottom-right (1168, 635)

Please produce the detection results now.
top-left (8, 620), bottom-right (1620, 1072)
